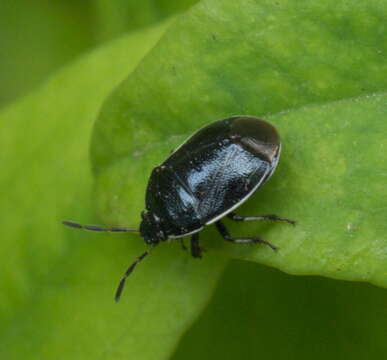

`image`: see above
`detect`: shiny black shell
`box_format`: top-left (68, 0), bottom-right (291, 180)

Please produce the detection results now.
top-left (145, 116), bottom-right (281, 238)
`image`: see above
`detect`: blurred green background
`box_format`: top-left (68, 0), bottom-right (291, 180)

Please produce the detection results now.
top-left (0, 0), bottom-right (197, 107)
top-left (1, 1), bottom-right (387, 359)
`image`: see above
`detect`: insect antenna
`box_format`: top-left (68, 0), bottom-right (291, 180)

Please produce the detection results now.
top-left (115, 245), bottom-right (157, 302)
top-left (62, 220), bottom-right (139, 232)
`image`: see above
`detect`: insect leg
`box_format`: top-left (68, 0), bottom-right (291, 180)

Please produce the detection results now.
top-left (190, 233), bottom-right (202, 259)
top-left (115, 246), bottom-right (156, 302)
top-left (215, 220), bottom-right (277, 251)
top-left (227, 212), bottom-right (295, 225)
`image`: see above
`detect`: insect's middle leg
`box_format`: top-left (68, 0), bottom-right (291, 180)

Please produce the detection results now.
top-left (190, 233), bottom-right (202, 258)
top-left (227, 212), bottom-right (295, 225)
top-left (215, 220), bottom-right (277, 251)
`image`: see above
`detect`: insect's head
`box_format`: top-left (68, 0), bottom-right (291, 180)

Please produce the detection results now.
top-left (140, 211), bottom-right (166, 244)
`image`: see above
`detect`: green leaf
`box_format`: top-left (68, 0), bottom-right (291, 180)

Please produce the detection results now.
top-left (0, 21), bottom-right (226, 359)
top-left (92, 0), bottom-right (387, 288)
top-left (94, 0), bottom-right (199, 41)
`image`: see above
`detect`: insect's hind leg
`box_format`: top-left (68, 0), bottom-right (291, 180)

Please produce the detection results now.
top-left (215, 220), bottom-right (278, 251)
top-left (227, 212), bottom-right (295, 225)
top-left (190, 233), bottom-right (202, 258)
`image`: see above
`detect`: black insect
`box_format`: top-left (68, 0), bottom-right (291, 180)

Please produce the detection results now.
top-left (63, 116), bottom-right (295, 301)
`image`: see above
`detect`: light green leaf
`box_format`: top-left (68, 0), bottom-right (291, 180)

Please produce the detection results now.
top-left (92, 0), bottom-right (387, 288)
top-left (0, 21), bottom-right (226, 359)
